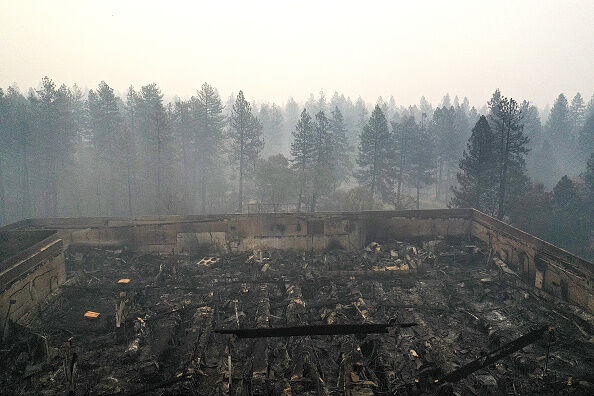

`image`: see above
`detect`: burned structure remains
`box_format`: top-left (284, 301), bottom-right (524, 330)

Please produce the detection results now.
top-left (0, 209), bottom-right (592, 395)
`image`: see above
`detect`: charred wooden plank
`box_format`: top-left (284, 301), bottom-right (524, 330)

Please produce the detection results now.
top-left (441, 325), bottom-right (552, 383)
top-left (214, 323), bottom-right (416, 338)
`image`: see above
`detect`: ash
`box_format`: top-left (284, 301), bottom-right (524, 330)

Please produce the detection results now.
top-left (1, 239), bottom-right (592, 395)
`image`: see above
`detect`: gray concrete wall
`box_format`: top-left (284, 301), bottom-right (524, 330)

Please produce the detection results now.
top-left (11, 209), bottom-right (473, 253)
top-left (0, 232), bottom-right (65, 330)
top-left (1, 209), bottom-right (591, 315)
top-left (470, 210), bottom-right (593, 314)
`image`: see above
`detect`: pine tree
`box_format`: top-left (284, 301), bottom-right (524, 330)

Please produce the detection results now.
top-left (192, 83), bottom-right (225, 213)
top-left (545, 94), bottom-right (571, 144)
top-left (0, 88), bottom-right (6, 223)
top-left (578, 111), bottom-right (594, 158)
top-left (354, 97), bottom-right (368, 144)
top-left (569, 93), bottom-right (586, 137)
top-left (136, 83), bottom-right (172, 213)
top-left (260, 103), bottom-right (284, 156)
top-left (229, 91), bottom-right (263, 212)
top-left (171, 99), bottom-right (193, 211)
top-left (87, 81), bottom-right (124, 215)
top-left (451, 116), bottom-right (498, 214)
top-left (290, 109), bottom-right (315, 211)
top-left (585, 153), bottom-right (594, 192)
top-left (254, 154), bottom-right (297, 210)
top-left (553, 175), bottom-right (576, 206)
top-left (329, 106), bottom-right (352, 182)
top-left (310, 111), bottom-right (335, 211)
top-left (356, 105), bottom-right (394, 201)
top-left (401, 115), bottom-right (435, 209)
top-left (32, 77), bottom-right (78, 217)
top-left (488, 91), bottom-right (530, 219)
top-left (530, 140), bottom-right (558, 186)
top-left (430, 106), bottom-right (458, 201)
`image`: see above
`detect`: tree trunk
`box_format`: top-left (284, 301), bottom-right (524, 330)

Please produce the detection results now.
top-left (436, 160), bottom-right (443, 201)
top-left (96, 183), bottom-right (101, 215)
top-left (0, 158), bottom-right (6, 225)
top-left (157, 127), bottom-right (162, 214)
top-left (416, 178), bottom-right (420, 210)
top-left (396, 152), bottom-right (405, 208)
top-left (126, 157), bottom-right (133, 216)
top-left (21, 137), bottom-right (31, 218)
top-left (49, 159), bottom-right (58, 217)
top-left (181, 134), bottom-right (191, 213)
top-left (497, 120), bottom-right (511, 220)
top-left (238, 163), bottom-right (243, 213)
top-left (201, 151), bottom-right (207, 214)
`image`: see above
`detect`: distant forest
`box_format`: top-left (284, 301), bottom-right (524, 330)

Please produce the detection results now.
top-left (0, 78), bottom-right (592, 259)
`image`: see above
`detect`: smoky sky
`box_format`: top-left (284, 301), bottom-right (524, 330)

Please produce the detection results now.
top-left (1, 0), bottom-right (593, 107)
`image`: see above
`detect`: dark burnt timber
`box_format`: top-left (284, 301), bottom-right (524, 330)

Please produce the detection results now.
top-left (442, 325), bottom-right (553, 383)
top-left (214, 322), bottom-right (417, 338)
top-left (1, 237), bottom-right (592, 395)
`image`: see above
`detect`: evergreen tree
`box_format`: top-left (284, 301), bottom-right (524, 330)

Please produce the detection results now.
top-left (441, 94), bottom-right (452, 109)
top-left (192, 83), bottom-right (225, 213)
top-left (284, 97), bottom-right (299, 155)
top-left (402, 115), bottom-right (435, 209)
top-left (488, 91), bottom-right (530, 219)
top-left (136, 83), bottom-right (172, 213)
top-left (0, 88), bottom-right (6, 223)
top-left (419, 96), bottom-right (433, 121)
top-left (569, 92), bottom-right (586, 137)
top-left (356, 105), bottom-right (394, 201)
top-left (87, 81), bottom-right (124, 215)
top-left (290, 109), bottom-right (315, 211)
top-left (451, 116), bottom-right (498, 214)
top-left (122, 86), bottom-right (140, 215)
top-left (585, 153), bottom-right (594, 192)
top-left (353, 97), bottom-right (368, 144)
top-left (171, 99), bottom-right (193, 211)
top-left (578, 111), bottom-right (594, 158)
top-left (530, 140), bottom-right (559, 186)
top-left (553, 175), bottom-right (576, 206)
top-left (430, 106), bottom-right (458, 201)
top-left (254, 154), bottom-right (297, 210)
top-left (545, 93), bottom-right (571, 143)
top-left (229, 91), bottom-right (263, 212)
top-left (310, 111), bottom-right (336, 211)
top-left (260, 103), bottom-right (284, 156)
top-left (329, 106), bottom-right (352, 182)
top-left (31, 77), bottom-right (78, 217)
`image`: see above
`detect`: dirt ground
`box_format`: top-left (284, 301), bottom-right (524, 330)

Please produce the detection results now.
top-left (1, 237), bottom-right (592, 395)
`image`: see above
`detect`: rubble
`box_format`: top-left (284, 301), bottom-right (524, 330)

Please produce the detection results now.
top-left (0, 239), bottom-right (592, 395)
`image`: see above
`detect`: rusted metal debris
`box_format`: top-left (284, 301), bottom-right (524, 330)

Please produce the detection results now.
top-left (214, 322), bottom-right (417, 338)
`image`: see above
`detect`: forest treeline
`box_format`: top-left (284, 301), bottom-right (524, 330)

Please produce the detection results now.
top-left (0, 78), bottom-right (592, 259)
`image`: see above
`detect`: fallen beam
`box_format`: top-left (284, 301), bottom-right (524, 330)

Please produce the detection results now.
top-left (214, 323), bottom-right (417, 338)
top-left (441, 325), bottom-right (552, 383)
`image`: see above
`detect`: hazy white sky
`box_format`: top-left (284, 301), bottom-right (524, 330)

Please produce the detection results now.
top-left (1, 0), bottom-right (593, 107)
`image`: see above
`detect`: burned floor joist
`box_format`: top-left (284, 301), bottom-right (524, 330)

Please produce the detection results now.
top-left (214, 322), bottom-right (418, 338)
top-left (441, 325), bottom-right (553, 383)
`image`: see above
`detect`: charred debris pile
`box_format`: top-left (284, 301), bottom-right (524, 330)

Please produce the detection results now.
top-left (1, 238), bottom-right (592, 395)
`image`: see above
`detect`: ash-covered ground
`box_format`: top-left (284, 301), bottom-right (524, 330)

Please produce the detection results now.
top-left (1, 238), bottom-right (592, 395)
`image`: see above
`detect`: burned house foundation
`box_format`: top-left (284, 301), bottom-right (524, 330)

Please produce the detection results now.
top-left (0, 209), bottom-right (592, 395)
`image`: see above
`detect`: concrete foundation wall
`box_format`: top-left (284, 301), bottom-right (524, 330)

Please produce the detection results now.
top-left (0, 232), bottom-right (65, 330)
top-left (1, 209), bottom-right (591, 314)
top-left (16, 209), bottom-right (473, 253)
top-left (471, 210), bottom-right (593, 314)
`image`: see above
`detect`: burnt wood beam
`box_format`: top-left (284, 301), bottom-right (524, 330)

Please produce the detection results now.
top-left (213, 323), bottom-right (417, 338)
top-left (441, 325), bottom-right (552, 383)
